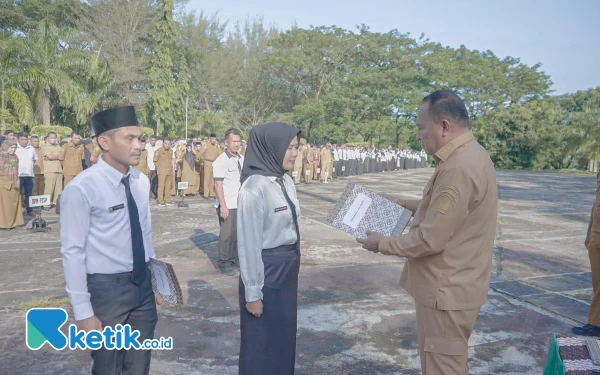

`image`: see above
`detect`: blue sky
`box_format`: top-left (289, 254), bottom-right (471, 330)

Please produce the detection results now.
top-left (186, 0), bottom-right (600, 95)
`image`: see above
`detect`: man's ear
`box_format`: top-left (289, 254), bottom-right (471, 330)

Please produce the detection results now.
top-left (441, 119), bottom-right (451, 136)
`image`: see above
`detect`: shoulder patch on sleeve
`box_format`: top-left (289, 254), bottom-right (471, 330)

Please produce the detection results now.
top-left (437, 186), bottom-right (459, 215)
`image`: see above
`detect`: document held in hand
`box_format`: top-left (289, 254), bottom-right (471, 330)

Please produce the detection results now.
top-left (327, 182), bottom-right (413, 239)
top-left (147, 258), bottom-right (184, 305)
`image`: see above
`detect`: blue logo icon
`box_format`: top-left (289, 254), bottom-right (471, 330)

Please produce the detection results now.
top-left (26, 308), bottom-right (69, 350)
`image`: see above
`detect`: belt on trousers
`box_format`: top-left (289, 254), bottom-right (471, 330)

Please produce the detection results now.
top-left (87, 271), bottom-right (134, 283)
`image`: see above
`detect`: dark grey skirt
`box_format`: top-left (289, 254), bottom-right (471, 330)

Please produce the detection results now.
top-left (239, 244), bottom-right (300, 375)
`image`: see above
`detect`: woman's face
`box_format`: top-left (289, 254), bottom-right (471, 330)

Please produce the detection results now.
top-left (282, 136), bottom-right (299, 170)
top-left (7, 145), bottom-right (16, 155)
top-left (186, 145), bottom-right (192, 152)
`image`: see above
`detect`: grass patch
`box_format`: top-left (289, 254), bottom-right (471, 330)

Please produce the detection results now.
top-left (14, 296), bottom-right (70, 311)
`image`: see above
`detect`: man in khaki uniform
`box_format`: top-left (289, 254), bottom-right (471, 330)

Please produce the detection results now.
top-left (358, 90), bottom-right (498, 375)
top-left (572, 171), bottom-right (600, 336)
top-left (320, 144), bottom-right (333, 182)
top-left (293, 144), bottom-right (304, 184)
top-left (199, 133), bottom-right (221, 198)
top-left (42, 131), bottom-right (64, 208)
top-left (303, 144), bottom-right (314, 183)
top-left (31, 135), bottom-right (45, 196)
top-left (60, 132), bottom-right (85, 186)
top-left (194, 142), bottom-right (204, 195)
top-left (154, 139), bottom-right (175, 206)
top-left (312, 145), bottom-right (321, 181)
top-left (85, 135), bottom-right (102, 166)
top-left (133, 138), bottom-right (148, 175)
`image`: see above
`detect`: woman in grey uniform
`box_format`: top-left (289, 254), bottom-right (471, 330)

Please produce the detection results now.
top-left (237, 122), bottom-right (301, 375)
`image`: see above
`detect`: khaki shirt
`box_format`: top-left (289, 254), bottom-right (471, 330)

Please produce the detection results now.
top-left (34, 147), bottom-right (44, 175)
top-left (202, 143), bottom-right (221, 162)
top-left (86, 144), bottom-right (101, 160)
top-left (379, 131), bottom-right (498, 310)
top-left (320, 148), bottom-right (332, 164)
top-left (60, 142), bottom-right (85, 176)
top-left (153, 147), bottom-right (174, 176)
top-left (133, 149), bottom-right (148, 174)
top-left (41, 144), bottom-right (63, 174)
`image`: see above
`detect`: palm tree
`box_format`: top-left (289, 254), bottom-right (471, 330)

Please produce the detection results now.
top-left (0, 39), bottom-right (34, 127)
top-left (15, 19), bottom-right (87, 125)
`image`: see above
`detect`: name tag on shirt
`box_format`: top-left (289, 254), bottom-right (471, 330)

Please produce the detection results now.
top-left (275, 206), bottom-right (288, 213)
top-left (109, 203), bottom-right (125, 212)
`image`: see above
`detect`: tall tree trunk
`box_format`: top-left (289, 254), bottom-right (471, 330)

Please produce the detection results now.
top-left (36, 85), bottom-right (51, 125)
top-left (156, 116), bottom-right (161, 136)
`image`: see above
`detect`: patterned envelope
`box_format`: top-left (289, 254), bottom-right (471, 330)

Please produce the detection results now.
top-left (147, 258), bottom-right (184, 305)
top-left (327, 182), bottom-right (413, 239)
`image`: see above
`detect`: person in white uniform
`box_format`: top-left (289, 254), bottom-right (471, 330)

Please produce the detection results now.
top-left (60, 106), bottom-right (161, 375)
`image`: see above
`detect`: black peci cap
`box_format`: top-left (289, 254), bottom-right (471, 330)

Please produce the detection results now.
top-left (91, 106), bottom-right (139, 136)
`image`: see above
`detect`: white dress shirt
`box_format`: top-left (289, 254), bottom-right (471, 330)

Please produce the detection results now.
top-left (16, 145), bottom-right (37, 177)
top-left (60, 157), bottom-right (156, 321)
top-left (145, 143), bottom-right (161, 171)
top-left (212, 151), bottom-right (244, 209)
top-left (237, 174), bottom-right (300, 302)
top-left (333, 149), bottom-right (340, 161)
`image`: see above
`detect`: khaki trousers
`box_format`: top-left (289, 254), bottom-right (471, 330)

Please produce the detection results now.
top-left (64, 175), bottom-right (76, 186)
top-left (157, 174), bottom-right (173, 203)
top-left (293, 166), bottom-right (302, 184)
top-left (303, 163), bottom-right (312, 183)
top-left (588, 229), bottom-right (600, 325)
top-left (43, 172), bottom-right (63, 206)
top-left (415, 303), bottom-right (480, 375)
top-left (312, 161), bottom-right (319, 180)
top-left (33, 174), bottom-right (45, 196)
top-left (203, 161), bottom-right (215, 198)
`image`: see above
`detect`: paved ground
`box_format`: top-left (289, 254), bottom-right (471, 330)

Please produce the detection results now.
top-left (0, 169), bottom-right (597, 374)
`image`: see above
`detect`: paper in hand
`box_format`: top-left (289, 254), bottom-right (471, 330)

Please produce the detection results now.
top-left (327, 182), bottom-right (412, 239)
top-left (147, 258), bottom-right (184, 305)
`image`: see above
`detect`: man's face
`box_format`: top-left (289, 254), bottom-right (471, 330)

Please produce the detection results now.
top-left (72, 134), bottom-right (81, 145)
top-left (31, 138), bottom-right (40, 148)
top-left (210, 137), bottom-right (216, 145)
top-left (17, 136), bottom-right (28, 148)
top-left (98, 126), bottom-right (143, 167)
top-left (47, 134), bottom-right (57, 145)
top-left (194, 144), bottom-right (202, 153)
top-left (141, 141), bottom-right (146, 150)
top-left (416, 102), bottom-right (443, 156)
top-left (150, 137), bottom-right (156, 146)
top-left (163, 140), bottom-right (171, 150)
top-left (6, 132), bottom-right (14, 141)
top-left (226, 134), bottom-right (241, 154)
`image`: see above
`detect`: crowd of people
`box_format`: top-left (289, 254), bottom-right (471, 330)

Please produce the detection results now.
top-left (0, 127), bottom-right (430, 230)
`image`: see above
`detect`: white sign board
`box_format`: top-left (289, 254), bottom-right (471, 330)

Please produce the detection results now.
top-left (177, 182), bottom-right (189, 190)
top-left (29, 195), bottom-right (51, 208)
top-left (292, 171), bottom-right (298, 177)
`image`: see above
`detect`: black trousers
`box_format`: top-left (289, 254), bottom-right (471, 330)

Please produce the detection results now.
top-left (20, 176), bottom-right (34, 213)
top-left (217, 207), bottom-right (238, 266)
top-left (239, 244), bottom-right (300, 375)
top-left (88, 269), bottom-right (157, 375)
top-left (148, 170), bottom-right (158, 199)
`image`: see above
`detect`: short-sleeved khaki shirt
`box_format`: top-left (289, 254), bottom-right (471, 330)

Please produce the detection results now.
top-left (60, 142), bottom-right (85, 176)
top-left (41, 144), bottom-right (63, 174)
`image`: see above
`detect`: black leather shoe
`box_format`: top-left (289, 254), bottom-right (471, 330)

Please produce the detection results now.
top-left (572, 324), bottom-right (600, 336)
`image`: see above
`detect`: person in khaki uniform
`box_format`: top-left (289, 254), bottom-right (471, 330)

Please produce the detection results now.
top-left (86, 135), bottom-right (102, 166)
top-left (303, 144), bottom-right (314, 183)
top-left (572, 171), bottom-right (600, 336)
top-left (199, 134), bottom-right (221, 198)
top-left (177, 142), bottom-right (200, 196)
top-left (194, 142), bottom-right (204, 195)
top-left (312, 145), bottom-right (321, 181)
top-left (292, 144), bottom-right (304, 184)
top-left (132, 138), bottom-right (148, 175)
top-left (31, 135), bottom-right (45, 196)
top-left (153, 139), bottom-right (175, 205)
top-left (42, 131), bottom-right (63, 208)
top-left (358, 90), bottom-right (498, 375)
top-left (60, 132), bottom-right (85, 186)
top-left (320, 144), bottom-right (333, 182)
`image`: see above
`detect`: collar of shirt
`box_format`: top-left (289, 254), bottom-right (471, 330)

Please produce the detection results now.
top-left (434, 131), bottom-right (475, 163)
top-left (97, 157), bottom-right (138, 188)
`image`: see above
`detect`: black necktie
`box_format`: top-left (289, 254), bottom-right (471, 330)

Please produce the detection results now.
top-left (121, 176), bottom-right (146, 285)
top-left (276, 177), bottom-right (300, 250)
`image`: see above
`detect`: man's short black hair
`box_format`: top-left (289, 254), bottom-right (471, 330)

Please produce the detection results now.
top-left (225, 128), bottom-right (241, 140)
top-left (422, 90), bottom-right (470, 128)
top-left (4, 130), bottom-right (14, 135)
top-left (140, 137), bottom-right (147, 142)
top-left (71, 131), bottom-right (81, 136)
top-left (17, 132), bottom-right (28, 139)
top-left (47, 131), bottom-right (57, 137)
top-left (194, 142), bottom-right (202, 146)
